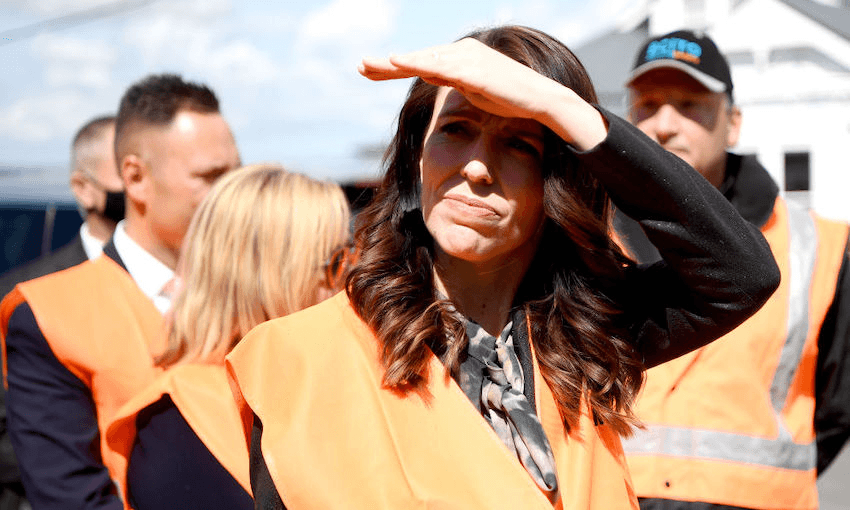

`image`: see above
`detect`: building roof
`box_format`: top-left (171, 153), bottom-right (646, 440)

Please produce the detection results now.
top-left (780, 0), bottom-right (850, 41)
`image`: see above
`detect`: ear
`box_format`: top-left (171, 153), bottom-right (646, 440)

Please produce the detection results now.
top-left (121, 154), bottom-right (149, 209)
top-left (726, 104), bottom-right (742, 149)
top-left (69, 171), bottom-right (96, 211)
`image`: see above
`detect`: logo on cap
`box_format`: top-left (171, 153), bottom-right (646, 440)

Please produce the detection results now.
top-left (646, 37), bottom-right (702, 65)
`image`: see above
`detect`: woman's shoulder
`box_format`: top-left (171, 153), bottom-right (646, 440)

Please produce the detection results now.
top-left (251, 291), bottom-right (362, 339)
top-left (226, 291), bottom-right (384, 416)
top-left (228, 291), bottom-right (375, 368)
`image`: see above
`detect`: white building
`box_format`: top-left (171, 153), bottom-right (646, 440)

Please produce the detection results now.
top-left (575, 0), bottom-right (850, 222)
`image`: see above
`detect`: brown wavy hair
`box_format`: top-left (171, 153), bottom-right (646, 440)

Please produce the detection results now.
top-left (346, 25), bottom-right (643, 435)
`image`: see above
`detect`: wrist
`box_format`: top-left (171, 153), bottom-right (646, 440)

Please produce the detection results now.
top-left (536, 84), bottom-right (607, 151)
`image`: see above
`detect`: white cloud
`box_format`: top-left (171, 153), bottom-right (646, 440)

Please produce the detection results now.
top-left (0, 92), bottom-right (93, 141)
top-left (285, 0), bottom-right (401, 120)
top-left (237, 11), bottom-right (298, 35)
top-left (489, 0), bottom-right (550, 25)
top-left (550, 0), bottom-right (645, 44)
top-left (123, 12), bottom-right (212, 69)
top-left (204, 40), bottom-right (279, 87)
top-left (32, 34), bottom-right (116, 89)
top-left (4, 0), bottom-right (110, 15)
top-left (5, 0), bottom-right (231, 17)
top-left (122, 0), bottom-right (280, 87)
top-left (159, 0), bottom-right (231, 19)
top-left (298, 0), bottom-right (397, 50)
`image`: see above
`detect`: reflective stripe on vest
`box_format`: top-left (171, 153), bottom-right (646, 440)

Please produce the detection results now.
top-left (623, 202), bottom-right (817, 471)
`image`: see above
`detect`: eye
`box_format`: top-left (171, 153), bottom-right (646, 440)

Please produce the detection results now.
top-left (641, 99), bottom-right (660, 110)
top-left (508, 137), bottom-right (542, 159)
top-left (439, 121), bottom-right (470, 137)
top-left (630, 99), bottom-right (660, 122)
top-left (680, 100), bottom-right (697, 111)
top-left (678, 99), bottom-right (712, 123)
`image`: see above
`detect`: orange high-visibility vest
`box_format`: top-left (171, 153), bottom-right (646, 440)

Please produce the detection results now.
top-left (106, 364), bottom-right (250, 508)
top-left (227, 292), bottom-right (639, 510)
top-left (624, 198), bottom-right (849, 510)
top-left (0, 255), bottom-right (165, 485)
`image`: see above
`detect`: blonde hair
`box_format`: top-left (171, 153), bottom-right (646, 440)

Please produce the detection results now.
top-left (158, 164), bottom-right (351, 367)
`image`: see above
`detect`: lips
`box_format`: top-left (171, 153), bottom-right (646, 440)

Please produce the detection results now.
top-left (443, 193), bottom-right (499, 217)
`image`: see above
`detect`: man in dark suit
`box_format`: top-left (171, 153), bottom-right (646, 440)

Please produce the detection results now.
top-left (0, 115), bottom-right (123, 299)
top-left (0, 115), bottom-right (121, 510)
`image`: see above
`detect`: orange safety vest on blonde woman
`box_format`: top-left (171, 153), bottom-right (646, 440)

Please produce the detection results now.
top-left (227, 292), bottom-right (639, 510)
top-left (105, 364), bottom-right (250, 508)
top-left (624, 199), bottom-right (849, 510)
top-left (0, 255), bottom-right (165, 484)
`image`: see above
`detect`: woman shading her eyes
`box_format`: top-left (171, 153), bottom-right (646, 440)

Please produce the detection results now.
top-left (227, 25), bottom-right (779, 509)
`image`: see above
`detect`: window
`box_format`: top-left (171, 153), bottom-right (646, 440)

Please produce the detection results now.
top-left (784, 152), bottom-right (810, 191)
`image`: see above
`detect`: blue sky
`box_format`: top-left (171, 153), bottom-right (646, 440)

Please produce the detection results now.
top-left (0, 0), bottom-right (642, 185)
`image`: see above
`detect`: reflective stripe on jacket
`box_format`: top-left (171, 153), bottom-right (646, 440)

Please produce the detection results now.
top-left (105, 364), bottom-right (250, 508)
top-left (0, 255), bottom-right (165, 485)
top-left (227, 291), bottom-right (639, 510)
top-left (624, 198), bottom-right (849, 509)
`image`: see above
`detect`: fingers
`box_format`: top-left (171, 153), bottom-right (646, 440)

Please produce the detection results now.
top-left (359, 44), bottom-right (453, 82)
top-left (358, 57), bottom-right (417, 81)
top-left (387, 45), bottom-right (449, 71)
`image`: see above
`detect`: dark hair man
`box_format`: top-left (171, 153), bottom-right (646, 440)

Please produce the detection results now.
top-left (619, 30), bottom-right (850, 510)
top-left (0, 74), bottom-right (240, 509)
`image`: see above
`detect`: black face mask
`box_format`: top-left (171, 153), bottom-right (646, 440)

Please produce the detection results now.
top-left (101, 189), bottom-right (126, 223)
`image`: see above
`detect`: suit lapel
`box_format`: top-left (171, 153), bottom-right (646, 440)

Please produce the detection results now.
top-left (102, 237), bottom-right (128, 272)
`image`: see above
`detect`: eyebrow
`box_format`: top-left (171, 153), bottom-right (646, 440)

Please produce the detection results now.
top-left (439, 102), bottom-right (484, 122)
top-left (510, 127), bottom-right (544, 142)
top-left (439, 103), bottom-right (543, 141)
top-left (195, 164), bottom-right (232, 177)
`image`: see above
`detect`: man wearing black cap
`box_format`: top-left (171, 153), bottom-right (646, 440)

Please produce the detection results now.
top-left (619, 30), bottom-right (850, 510)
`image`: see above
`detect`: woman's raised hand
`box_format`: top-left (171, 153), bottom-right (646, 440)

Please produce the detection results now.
top-left (359, 38), bottom-right (607, 150)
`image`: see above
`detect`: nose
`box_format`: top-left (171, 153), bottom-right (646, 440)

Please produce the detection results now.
top-left (652, 103), bottom-right (680, 145)
top-left (459, 139), bottom-right (494, 185)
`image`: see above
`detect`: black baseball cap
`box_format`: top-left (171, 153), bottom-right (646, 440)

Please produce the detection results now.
top-left (628, 30), bottom-right (734, 100)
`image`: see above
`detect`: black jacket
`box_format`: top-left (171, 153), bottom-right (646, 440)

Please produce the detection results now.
top-left (0, 233), bottom-right (88, 510)
top-left (0, 234), bottom-right (88, 300)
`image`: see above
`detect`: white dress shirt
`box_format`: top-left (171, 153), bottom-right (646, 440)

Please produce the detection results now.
top-left (111, 221), bottom-right (175, 314)
top-left (78, 222), bottom-right (104, 261)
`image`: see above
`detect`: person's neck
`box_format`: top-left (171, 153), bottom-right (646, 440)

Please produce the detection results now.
top-left (433, 252), bottom-right (529, 337)
top-left (84, 214), bottom-right (118, 243)
top-left (123, 217), bottom-right (178, 270)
